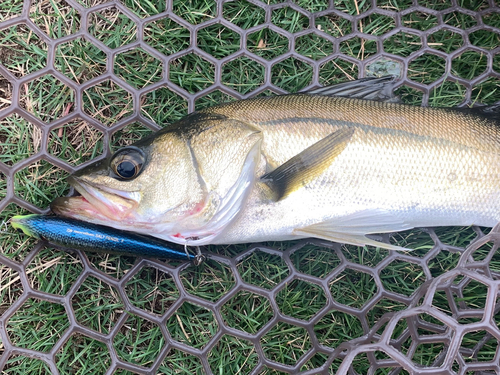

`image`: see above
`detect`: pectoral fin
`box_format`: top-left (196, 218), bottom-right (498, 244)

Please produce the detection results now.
top-left (260, 127), bottom-right (354, 201)
top-left (293, 209), bottom-right (414, 251)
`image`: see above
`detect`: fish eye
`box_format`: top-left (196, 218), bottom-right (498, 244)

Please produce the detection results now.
top-left (110, 147), bottom-right (145, 180)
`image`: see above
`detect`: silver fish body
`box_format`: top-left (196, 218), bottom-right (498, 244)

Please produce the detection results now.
top-left (50, 78), bottom-right (500, 250)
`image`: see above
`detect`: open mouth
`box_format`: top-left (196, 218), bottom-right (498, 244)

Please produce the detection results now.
top-left (50, 176), bottom-right (140, 221)
top-left (50, 194), bottom-right (109, 221)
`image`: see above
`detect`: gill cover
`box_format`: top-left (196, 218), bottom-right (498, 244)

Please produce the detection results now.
top-left (172, 117), bottom-right (263, 245)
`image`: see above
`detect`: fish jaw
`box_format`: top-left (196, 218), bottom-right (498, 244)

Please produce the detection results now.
top-left (50, 196), bottom-right (114, 223)
top-left (51, 176), bottom-right (141, 222)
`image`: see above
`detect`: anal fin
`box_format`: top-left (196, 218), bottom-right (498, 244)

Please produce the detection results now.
top-left (293, 209), bottom-right (414, 251)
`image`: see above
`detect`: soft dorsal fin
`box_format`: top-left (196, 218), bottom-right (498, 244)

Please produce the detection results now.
top-left (451, 103), bottom-right (500, 122)
top-left (260, 127), bottom-right (354, 201)
top-left (303, 76), bottom-right (400, 103)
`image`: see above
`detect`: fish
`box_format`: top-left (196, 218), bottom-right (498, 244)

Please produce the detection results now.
top-left (50, 76), bottom-right (500, 251)
top-left (10, 214), bottom-right (205, 263)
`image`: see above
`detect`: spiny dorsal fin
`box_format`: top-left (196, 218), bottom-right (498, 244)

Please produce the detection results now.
top-left (303, 76), bottom-right (401, 103)
top-left (260, 127), bottom-right (355, 201)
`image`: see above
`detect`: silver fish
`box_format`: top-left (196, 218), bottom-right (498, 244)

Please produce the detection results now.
top-left (51, 77), bottom-right (500, 250)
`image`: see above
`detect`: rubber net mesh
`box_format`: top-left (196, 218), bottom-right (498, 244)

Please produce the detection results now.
top-left (1, 0), bottom-right (500, 374)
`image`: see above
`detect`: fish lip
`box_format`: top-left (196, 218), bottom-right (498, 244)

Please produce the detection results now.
top-left (68, 176), bottom-right (140, 202)
top-left (50, 196), bottom-right (110, 222)
top-left (53, 176), bottom-right (140, 220)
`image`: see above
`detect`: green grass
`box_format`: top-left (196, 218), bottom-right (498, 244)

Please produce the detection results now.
top-left (1, 0), bottom-right (500, 374)
top-left (55, 334), bottom-right (111, 374)
top-left (220, 290), bottom-right (274, 334)
top-left (19, 74), bottom-right (75, 123)
top-left (261, 322), bottom-right (311, 366)
top-left (72, 275), bottom-right (124, 334)
top-left (330, 268), bottom-right (378, 308)
top-left (237, 250), bottom-right (290, 289)
top-left (113, 313), bottom-right (165, 367)
top-left (14, 159), bottom-right (70, 209)
top-left (55, 37), bottom-right (108, 84)
top-left (88, 7), bottom-right (137, 49)
top-left (276, 279), bottom-right (327, 320)
top-left (291, 245), bottom-right (342, 278)
top-left (0, 0), bottom-right (23, 22)
top-left (2, 355), bottom-right (53, 374)
top-left (208, 335), bottom-right (258, 374)
top-left (7, 298), bottom-right (70, 352)
top-left (165, 301), bottom-right (218, 349)
top-left (26, 247), bottom-right (83, 295)
top-left (29, 0), bottom-right (80, 39)
top-left (158, 348), bottom-right (204, 374)
top-left (48, 120), bottom-right (104, 166)
top-left (0, 114), bottom-right (41, 165)
top-left (82, 79), bottom-right (134, 126)
top-left (114, 48), bottom-right (163, 89)
top-left (222, 57), bottom-right (266, 94)
top-left (0, 24), bottom-right (48, 77)
top-left (180, 259), bottom-right (236, 302)
top-left (144, 17), bottom-right (191, 56)
top-left (124, 265), bottom-right (180, 315)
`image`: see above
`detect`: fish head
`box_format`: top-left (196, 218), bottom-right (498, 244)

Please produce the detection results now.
top-left (51, 113), bottom-right (262, 245)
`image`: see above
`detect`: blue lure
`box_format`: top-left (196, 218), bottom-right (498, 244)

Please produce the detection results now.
top-left (10, 214), bottom-right (204, 264)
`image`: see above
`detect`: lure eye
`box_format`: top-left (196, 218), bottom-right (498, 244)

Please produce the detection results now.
top-left (110, 147), bottom-right (145, 180)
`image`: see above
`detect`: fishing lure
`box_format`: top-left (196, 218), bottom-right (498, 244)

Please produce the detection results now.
top-left (10, 214), bottom-right (205, 264)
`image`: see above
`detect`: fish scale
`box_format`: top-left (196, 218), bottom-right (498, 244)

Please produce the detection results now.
top-left (208, 95), bottom-right (500, 152)
top-left (50, 78), bottom-right (500, 250)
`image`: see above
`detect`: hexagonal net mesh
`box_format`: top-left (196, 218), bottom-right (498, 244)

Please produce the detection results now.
top-left (1, 0), bottom-right (500, 374)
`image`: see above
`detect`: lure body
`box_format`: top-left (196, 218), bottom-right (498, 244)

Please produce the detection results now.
top-left (11, 214), bottom-right (198, 261)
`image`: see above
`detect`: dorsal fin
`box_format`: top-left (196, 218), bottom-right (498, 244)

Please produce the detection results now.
top-left (303, 76), bottom-right (400, 103)
top-left (451, 103), bottom-right (500, 122)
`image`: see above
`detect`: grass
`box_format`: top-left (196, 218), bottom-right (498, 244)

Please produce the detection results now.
top-left (26, 247), bottom-right (83, 295)
top-left (88, 7), bottom-right (137, 49)
top-left (220, 290), bottom-right (274, 334)
top-left (237, 250), bottom-right (290, 289)
top-left (276, 279), bottom-right (327, 320)
top-left (165, 301), bottom-right (218, 349)
top-left (48, 119), bottom-right (104, 166)
top-left (82, 79), bottom-right (134, 127)
top-left (6, 298), bottom-right (70, 352)
top-left (0, 114), bottom-right (41, 166)
top-left (1, 0), bottom-right (500, 373)
top-left (261, 322), bottom-right (311, 366)
top-left (55, 37), bottom-right (108, 84)
top-left (207, 334), bottom-right (258, 374)
top-left (0, 24), bottom-right (48, 78)
top-left (29, 0), bottom-right (80, 39)
top-left (55, 334), bottom-right (111, 374)
top-left (114, 48), bottom-right (163, 89)
top-left (71, 275), bottom-right (124, 334)
top-left (144, 18), bottom-right (191, 56)
top-left (124, 265), bottom-right (180, 315)
top-left (113, 313), bottom-right (165, 367)
top-left (19, 74), bottom-right (75, 123)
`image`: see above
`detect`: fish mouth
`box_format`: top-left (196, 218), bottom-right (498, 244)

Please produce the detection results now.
top-left (51, 176), bottom-right (140, 222)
